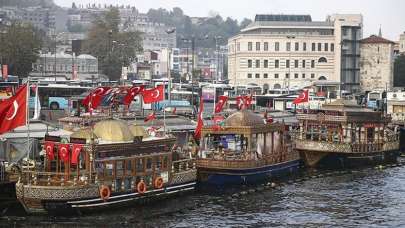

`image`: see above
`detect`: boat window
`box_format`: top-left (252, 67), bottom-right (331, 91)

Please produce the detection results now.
top-left (155, 156), bottom-right (162, 170)
top-left (105, 162), bottom-right (114, 177)
top-left (251, 134), bottom-right (257, 151)
top-left (95, 162), bottom-right (104, 177)
top-left (116, 160), bottom-right (124, 177)
top-left (146, 158), bottom-right (153, 171)
top-left (162, 156), bottom-right (168, 169)
top-left (136, 158), bottom-right (144, 173)
top-left (126, 160), bottom-right (133, 176)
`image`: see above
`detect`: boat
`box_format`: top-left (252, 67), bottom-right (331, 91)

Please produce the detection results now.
top-left (196, 109), bottom-right (301, 187)
top-left (294, 99), bottom-right (399, 168)
top-left (15, 119), bottom-right (196, 214)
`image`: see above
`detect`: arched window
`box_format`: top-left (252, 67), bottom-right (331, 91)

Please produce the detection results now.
top-left (318, 57), bottom-right (327, 63)
top-left (318, 76), bottom-right (327, 80)
top-left (273, 83), bottom-right (281, 89)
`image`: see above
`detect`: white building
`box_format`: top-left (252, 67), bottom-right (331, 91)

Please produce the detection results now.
top-left (400, 32), bottom-right (405, 54)
top-left (228, 14), bottom-right (363, 93)
top-left (359, 35), bottom-right (395, 92)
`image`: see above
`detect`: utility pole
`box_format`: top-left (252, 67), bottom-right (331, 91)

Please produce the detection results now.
top-left (54, 34), bottom-right (57, 82)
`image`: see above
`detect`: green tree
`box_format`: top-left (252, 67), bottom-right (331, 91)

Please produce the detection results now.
top-left (0, 22), bottom-right (42, 77)
top-left (394, 54), bottom-right (405, 87)
top-left (83, 8), bottom-right (143, 81)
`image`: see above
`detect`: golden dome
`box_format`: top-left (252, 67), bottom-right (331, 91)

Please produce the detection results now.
top-left (129, 124), bottom-right (148, 138)
top-left (93, 119), bottom-right (134, 142)
top-left (70, 128), bottom-right (98, 141)
top-left (224, 110), bottom-right (265, 127)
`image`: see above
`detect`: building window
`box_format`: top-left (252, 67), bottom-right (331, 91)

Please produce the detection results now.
top-left (256, 42), bottom-right (260, 51)
top-left (256, 59), bottom-right (260, 68)
top-left (247, 73), bottom-right (252, 78)
top-left (295, 42), bottom-right (299, 51)
top-left (286, 60), bottom-right (290, 68)
top-left (264, 42), bottom-right (269, 51)
top-left (264, 73), bottom-right (268, 78)
top-left (255, 73), bottom-right (260, 78)
top-left (311, 73), bottom-right (315, 78)
top-left (312, 43), bottom-right (315, 51)
top-left (302, 73), bottom-right (306, 78)
top-left (285, 73), bottom-right (289, 79)
top-left (302, 60), bottom-right (306, 68)
top-left (311, 60), bottom-right (315, 68)
top-left (275, 73), bottom-right (279, 79)
top-left (331, 43), bottom-right (334, 52)
top-left (294, 73), bottom-right (298, 79)
top-left (275, 59), bottom-right (279, 68)
top-left (248, 59), bottom-right (252, 68)
top-left (275, 42), bottom-right (280, 51)
top-left (317, 43), bottom-right (322, 51)
top-left (318, 57), bottom-right (327, 63)
top-left (303, 42), bottom-right (307, 51)
top-left (248, 42), bottom-right (252, 51)
top-left (286, 42), bottom-right (291, 51)
top-left (294, 60), bottom-right (298, 68)
top-left (264, 60), bottom-right (268, 68)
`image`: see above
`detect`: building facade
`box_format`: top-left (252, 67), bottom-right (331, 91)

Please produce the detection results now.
top-left (359, 35), bottom-right (395, 92)
top-left (400, 32), bottom-right (405, 54)
top-left (228, 14), bottom-right (363, 93)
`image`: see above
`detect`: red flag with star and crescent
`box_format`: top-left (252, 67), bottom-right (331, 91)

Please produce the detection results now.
top-left (81, 86), bottom-right (112, 111)
top-left (293, 90), bottom-right (309, 104)
top-left (58, 144), bottom-right (70, 163)
top-left (214, 95), bottom-right (228, 113)
top-left (44, 141), bottom-right (55, 161)
top-left (71, 144), bottom-right (83, 165)
top-left (123, 85), bottom-right (144, 105)
top-left (0, 84), bottom-right (27, 134)
top-left (194, 97), bottom-right (204, 139)
top-left (142, 85), bottom-right (164, 104)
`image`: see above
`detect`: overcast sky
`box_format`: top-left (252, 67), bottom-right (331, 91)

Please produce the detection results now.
top-left (54, 0), bottom-right (405, 41)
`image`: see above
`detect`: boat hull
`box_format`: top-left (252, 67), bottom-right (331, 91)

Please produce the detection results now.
top-left (197, 159), bottom-right (301, 187)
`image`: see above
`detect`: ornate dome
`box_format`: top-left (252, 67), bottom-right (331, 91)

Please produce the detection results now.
top-left (93, 119), bottom-right (134, 142)
top-left (224, 110), bottom-right (265, 127)
top-left (129, 124), bottom-right (148, 138)
top-left (70, 128), bottom-right (98, 141)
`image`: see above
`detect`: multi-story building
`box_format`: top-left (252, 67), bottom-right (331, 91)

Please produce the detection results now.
top-left (30, 52), bottom-right (99, 80)
top-left (228, 14), bottom-right (363, 93)
top-left (400, 32), bottom-right (405, 54)
top-left (359, 35), bottom-right (395, 92)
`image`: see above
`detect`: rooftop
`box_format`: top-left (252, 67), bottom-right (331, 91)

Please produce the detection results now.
top-left (360, 35), bottom-right (395, 44)
top-left (255, 14), bottom-right (312, 22)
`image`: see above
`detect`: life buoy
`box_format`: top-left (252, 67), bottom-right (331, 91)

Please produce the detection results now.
top-left (100, 185), bottom-right (111, 201)
top-left (154, 177), bottom-right (164, 189)
top-left (137, 180), bottom-right (147, 194)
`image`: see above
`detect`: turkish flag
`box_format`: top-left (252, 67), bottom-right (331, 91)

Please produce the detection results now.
top-left (214, 95), bottom-right (228, 113)
top-left (236, 96), bottom-right (243, 110)
top-left (0, 84), bottom-right (27, 134)
top-left (243, 95), bottom-right (253, 109)
top-left (58, 144), bottom-right (70, 163)
top-left (82, 86), bottom-right (112, 111)
top-left (142, 85), bottom-right (164, 104)
top-left (123, 85), bottom-right (144, 105)
top-left (194, 98), bottom-right (204, 139)
top-left (293, 90), bottom-right (309, 104)
top-left (144, 112), bottom-right (156, 122)
top-left (71, 144), bottom-right (83, 165)
top-left (44, 141), bottom-right (55, 160)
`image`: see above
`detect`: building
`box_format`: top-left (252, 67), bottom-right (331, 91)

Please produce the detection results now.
top-left (387, 91), bottom-right (405, 123)
top-left (400, 32), bottom-right (405, 54)
top-left (30, 52), bottom-right (99, 81)
top-left (228, 14), bottom-right (363, 93)
top-left (359, 35), bottom-right (395, 92)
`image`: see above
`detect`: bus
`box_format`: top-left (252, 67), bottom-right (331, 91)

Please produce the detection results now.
top-left (367, 91), bottom-right (385, 110)
top-left (29, 84), bottom-right (91, 110)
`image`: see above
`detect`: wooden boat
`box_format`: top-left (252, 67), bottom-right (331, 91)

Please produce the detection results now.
top-left (15, 119), bottom-right (196, 214)
top-left (294, 99), bottom-right (399, 168)
top-left (196, 110), bottom-right (301, 187)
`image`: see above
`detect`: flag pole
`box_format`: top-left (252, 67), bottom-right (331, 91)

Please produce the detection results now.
top-left (26, 77), bottom-right (31, 183)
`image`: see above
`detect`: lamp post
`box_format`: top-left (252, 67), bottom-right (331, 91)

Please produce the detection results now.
top-left (166, 28), bottom-right (176, 103)
top-left (53, 34), bottom-right (57, 82)
top-left (214, 36), bottom-right (222, 83)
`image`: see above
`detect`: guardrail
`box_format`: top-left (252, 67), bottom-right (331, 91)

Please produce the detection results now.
top-left (21, 170), bottom-right (92, 187)
top-left (172, 159), bottom-right (196, 172)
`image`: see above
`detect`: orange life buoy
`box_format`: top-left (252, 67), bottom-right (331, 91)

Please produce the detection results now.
top-left (100, 185), bottom-right (111, 201)
top-left (154, 176), bottom-right (164, 189)
top-left (137, 180), bottom-right (147, 194)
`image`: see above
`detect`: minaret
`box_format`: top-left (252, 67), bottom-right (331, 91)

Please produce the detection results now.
top-left (378, 25), bottom-right (382, 37)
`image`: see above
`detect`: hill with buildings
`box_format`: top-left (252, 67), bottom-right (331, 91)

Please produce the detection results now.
top-left (0, 0), bottom-right (56, 8)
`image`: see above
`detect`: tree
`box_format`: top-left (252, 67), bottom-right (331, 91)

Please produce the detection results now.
top-left (0, 21), bottom-right (42, 77)
top-left (83, 8), bottom-right (143, 80)
top-left (394, 54), bottom-right (405, 87)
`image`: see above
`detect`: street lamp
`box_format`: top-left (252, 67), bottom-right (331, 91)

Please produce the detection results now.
top-left (166, 28), bottom-right (176, 103)
top-left (53, 34), bottom-right (57, 82)
top-left (214, 36), bottom-right (223, 83)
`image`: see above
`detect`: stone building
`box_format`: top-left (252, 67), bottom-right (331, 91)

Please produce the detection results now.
top-left (228, 14), bottom-right (363, 93)
top-left (400, 32), bottom-right (405, 54)
top-left (359, 35), bottom-right (395, 92)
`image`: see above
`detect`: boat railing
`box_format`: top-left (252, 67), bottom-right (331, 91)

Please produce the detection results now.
top-left (172, 158), bottom-right (196, 173)
top-left (296, 114), bottom-right (347, 122)
top-left (295, 139), bottom-right (398, 153)
top-left (20, 170), bottom-right (93, 187)
top-left (196, 158), bottom-right (268, 169)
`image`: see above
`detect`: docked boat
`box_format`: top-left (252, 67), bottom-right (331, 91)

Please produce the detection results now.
top-left (294, 99), bottom-right (399, 168)
top-left (196, 110), bottom-right (301, 187)
top-left (16, 119), bottom-right (196, 214)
